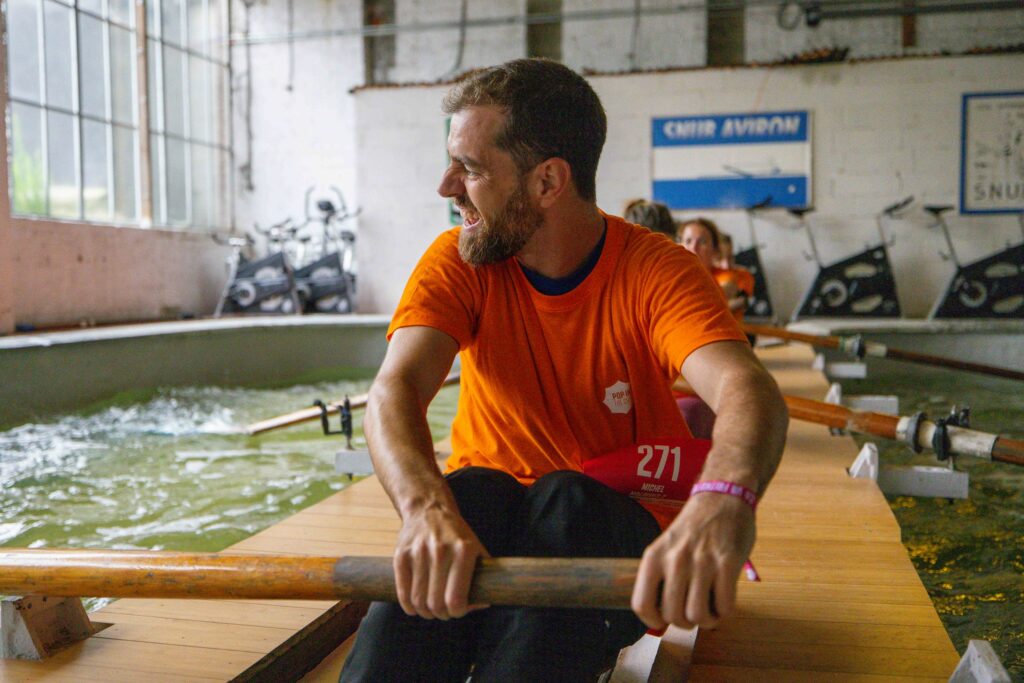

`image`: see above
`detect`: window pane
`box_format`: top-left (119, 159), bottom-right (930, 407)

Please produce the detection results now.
top-left (48, 109), bottom-right (79, 218)
top-left (109, 0), bottom-right (132, 27)
top-left (82, 118), bottom-right (111, 220)
top-left (150, 133), bottom-right (164, 223)
top-left (214, 148), bottom-right (229, 228)
top-left (163, 45), bottom-right (185, 135)
top-left (187, 0), bottom-right (205, 54)
top-left (10, 103), bottom-right (47, 215)
top-left (110, 25), bottom-right (135, 125)
top-left (146, 0), bottom-right (160, 38)
top-left (207, 0), bottom-right (223, 62)
top-left (147, 38), bottom-right (162, 131)
top-left (190, 143), bottom-right (209, 228)
top-left (166, 136), bottom-right (187, 224)
top-left (43, 0), bottom-right (75, 110)
top-left (113, 125), bottom-right (137, 221)
top-left (78, 13), bottom-right (107, 118)
top-left (79, 0), bottom-right (103, 16)
top-left (162, 0), bottom-right (183, 47)
top-left (8, 0), bottom-right (43, 103)
top-left (189, 56), bottom-right (208, 143)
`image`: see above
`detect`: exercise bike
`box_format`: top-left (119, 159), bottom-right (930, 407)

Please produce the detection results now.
top-left (927, 206), bottom-right (1024, 319)
top-left (791, 198), bottom-right (909, 319)
top-left (732, 196), bottom-right (776, 321)
top-left (292, 186), bottom-right (360, 315)
top-left (214, 220), bottom-right (302, 317)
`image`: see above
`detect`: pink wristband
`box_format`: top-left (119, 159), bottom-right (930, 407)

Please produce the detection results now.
top-left (690, 480), bottom-right (758, 510)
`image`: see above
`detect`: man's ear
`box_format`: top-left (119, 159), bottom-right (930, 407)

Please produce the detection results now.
top-left (530, 158), bottom-right (573, 208)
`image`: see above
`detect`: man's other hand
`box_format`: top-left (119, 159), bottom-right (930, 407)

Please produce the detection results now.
top-left (394, 504), bottom-right (490, 620)
top-left (630, 490), bottom-right (755, 630)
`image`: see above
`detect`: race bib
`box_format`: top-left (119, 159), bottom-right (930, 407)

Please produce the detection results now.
top-left (582, 437), bottom-right (711, 508)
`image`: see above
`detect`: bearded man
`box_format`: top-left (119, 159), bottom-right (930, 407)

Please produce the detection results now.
top-left (340, 58), bottom-right (788, 682)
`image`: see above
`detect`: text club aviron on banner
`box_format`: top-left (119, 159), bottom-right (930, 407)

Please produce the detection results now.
top-left (652, 110), bottom-right (812, 210)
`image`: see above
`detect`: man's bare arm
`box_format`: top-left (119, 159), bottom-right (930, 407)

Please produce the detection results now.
top-left (364, 326), bottom-right (486, 620)
top-left (632, 340), bottom-right (787, 630)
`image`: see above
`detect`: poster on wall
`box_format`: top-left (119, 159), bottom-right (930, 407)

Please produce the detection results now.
top-left (651, 110), bottom-right (812, 210)
top-left (960, 91), bottom-right (1024, 214)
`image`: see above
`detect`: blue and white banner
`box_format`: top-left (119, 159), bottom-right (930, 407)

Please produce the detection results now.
top-left (651, 110), bottom-right (812, 210)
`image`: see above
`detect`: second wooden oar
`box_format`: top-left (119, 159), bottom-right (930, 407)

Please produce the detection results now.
top-left (743, 322), bottom-right (1024, 382)
top-left (246, 372), bottom-right (461, 435)
top-left (0, 550), bottom-right (635, 610)
top-left (782, 395), bottom-right (1024, 467)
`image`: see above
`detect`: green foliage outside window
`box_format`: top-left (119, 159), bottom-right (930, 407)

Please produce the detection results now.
top-left (10, 118), bottom-right (45, 215)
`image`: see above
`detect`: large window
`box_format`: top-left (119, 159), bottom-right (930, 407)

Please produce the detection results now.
top-left (5, 0), bottom-right (229, 231)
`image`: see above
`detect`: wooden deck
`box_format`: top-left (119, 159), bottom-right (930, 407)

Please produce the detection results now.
top-left (1, 344), bottom-right (961, 681)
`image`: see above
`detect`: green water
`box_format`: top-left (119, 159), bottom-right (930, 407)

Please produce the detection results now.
top-left (0, 379), bottom-right (459, 608)
top-left (841, 369), bottom-right (1024, 677)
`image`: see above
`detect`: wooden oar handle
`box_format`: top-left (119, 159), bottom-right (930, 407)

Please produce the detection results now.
top-left (0, 551), bottom-right (638, 610)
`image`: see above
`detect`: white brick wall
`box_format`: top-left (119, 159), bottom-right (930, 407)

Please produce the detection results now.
top-left (746, 5), bottom-right (1024, 62)
top-left (354, 54), bottom-right (1024, 319)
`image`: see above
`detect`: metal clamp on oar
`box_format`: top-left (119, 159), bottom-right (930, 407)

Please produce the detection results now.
top-left (314, 397), bottom-right (354, 449)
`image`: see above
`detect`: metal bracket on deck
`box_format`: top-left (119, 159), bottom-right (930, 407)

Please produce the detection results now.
top-left (1, 595), bottom-right (106, 660)
top-left (813, 352), bottom-right (867, 379)
top-left (848, 443), bottom-right (969, 499)
top-left (949, 640), bottom-right (1011, 682)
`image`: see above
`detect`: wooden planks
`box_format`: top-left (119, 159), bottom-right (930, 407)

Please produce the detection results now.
top-left (687, 344), bottom-right (960, 678)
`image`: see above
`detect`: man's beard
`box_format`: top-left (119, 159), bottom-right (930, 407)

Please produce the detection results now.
top-left (457, 182), bottom-right (543, 267)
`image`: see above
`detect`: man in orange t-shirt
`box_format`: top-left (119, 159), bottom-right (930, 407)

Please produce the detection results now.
top-left (342, 59), bottom-right (788, 683)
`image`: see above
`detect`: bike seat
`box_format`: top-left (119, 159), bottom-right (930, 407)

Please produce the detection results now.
top-left (787, 207), bottom-right (814, 218)
top-left (924, 205), bottom-right (953, 216)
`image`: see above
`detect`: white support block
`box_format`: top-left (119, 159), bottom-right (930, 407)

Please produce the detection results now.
top-left (1, 596), bottom-right (99, 660)
top-left (949, 639), bottom-right (1011, 683)
top-left (825, 382), bottom-right (842, 405)
top-left (334, 449), bottom-right (374, 478)
top-left (877, 465), bottom-right (970, 500)
top-left (846, 394), bottom-right (899, 414)
top-left (812, 354), bottom-right (867, 378)
top-left (848, 443), bottom-right (880, 481)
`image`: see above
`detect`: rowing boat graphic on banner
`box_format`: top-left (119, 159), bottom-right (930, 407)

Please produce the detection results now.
top-left (652, 110), bottom-right (812, 209)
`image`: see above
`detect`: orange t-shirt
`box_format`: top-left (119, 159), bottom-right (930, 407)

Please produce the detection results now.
top-left (388, 215), bottom-right (747, 528)
top-left (713, 267), bottom-right (755, 321)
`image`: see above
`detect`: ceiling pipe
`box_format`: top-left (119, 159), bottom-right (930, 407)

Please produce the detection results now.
top-left (229, 0), bottom-right (1024, 47)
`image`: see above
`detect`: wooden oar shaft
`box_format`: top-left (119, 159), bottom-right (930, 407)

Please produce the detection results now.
top-left (0, 551), bottom-right (637, 610)
top-left (743, 323), bottom-right (1024, 382)
top-left (783, 395), bottom-right (1024, 466)
top-left (246, 372), bottom-right (461, 435)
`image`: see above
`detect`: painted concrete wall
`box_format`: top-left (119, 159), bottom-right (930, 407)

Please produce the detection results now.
top-left (229, 0), bottom-right (364, 244)
top-left (10, 219), bottom-right (229, 327)
top-left (353, 54), bottom-right (1024, 320)
top-left (0, 10), bottom-right (12, 335)
top-left (391, 0), bottom-right (526, 83)
top-left (746, 5), bottom-right (1024, 62)
top-left (561, 0), bottom-right (705, 72)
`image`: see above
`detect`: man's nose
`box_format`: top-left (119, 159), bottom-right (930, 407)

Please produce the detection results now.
top-left (438, 168), bottom-right (463, 198)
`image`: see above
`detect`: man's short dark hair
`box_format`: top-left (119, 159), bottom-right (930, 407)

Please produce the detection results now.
top-left (443, 58), bottom-right (607, 202)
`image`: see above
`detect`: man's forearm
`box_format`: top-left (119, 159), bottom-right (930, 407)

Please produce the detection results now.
top-left (702, 365), bottom-right (788, 494)
top-left (364, 374), bottom-right (458, 520)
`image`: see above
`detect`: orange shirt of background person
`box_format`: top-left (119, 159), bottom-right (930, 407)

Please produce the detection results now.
top-left (678, 219), bottom-right (751, 321)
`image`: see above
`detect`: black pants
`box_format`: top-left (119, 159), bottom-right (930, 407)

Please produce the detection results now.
top-left (339, 467), bottom-right (661, 683)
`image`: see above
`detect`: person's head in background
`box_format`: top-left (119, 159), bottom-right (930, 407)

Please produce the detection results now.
top-left (677, 218), bottom-right (720, 272)
top-left (717, 232), bottom-right (736, 270)
top-left (623, 199), bottom-right (676, 239)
